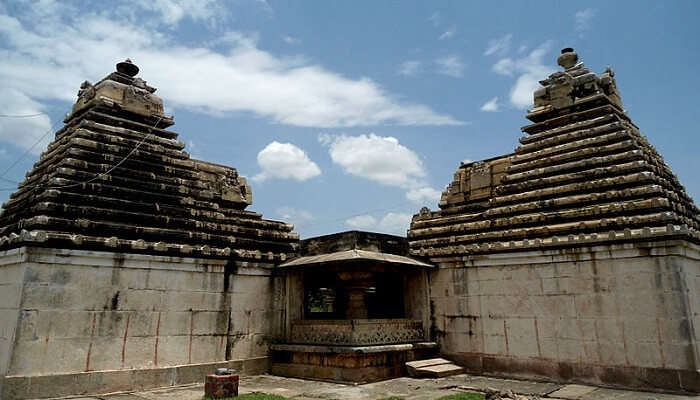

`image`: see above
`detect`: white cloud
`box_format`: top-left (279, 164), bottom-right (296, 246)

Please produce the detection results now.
top-left (282, 35), bottom-right (300, 45)
top-left (491, 42), bottom-right (556, 109)
top-left (345, 215), bottom-right (377, 229)
top-left (319, 133), bottom-right (441, 206)
top-left (0, 89), bottom-right (52, 154)
top-left (480, 97), bottom-right (500, 112)
top-left (575, 8), bottom-right (597, 35)
top-left (492, 58), bottom-right (515, 76)
top-left (126, 0), bottom-right (225, 26)
top-left (276, 206), bottom-right (313, 230)
top-left (429, 12), bottom-right (441, 26)
top-left (435, 55), bottom-right (464, 78)
top-left (399, 60), bottom-right (421, 77)
top-left (253, 141), bottom-right (321, 182)
top-left (484, 34), bottom-right (512, 56)
top-left (406, 187), bottom-right (441, 204)
top-left (439, 27), bottom-right (456, 40)
top-left (344, 212), bottom-right (412, 235)
top-left (319, 133), bottom-right (425, 187)
top-left (0, 7), bottom-right (463, 151)
top-left (378, 212), bottom-right (412, 235)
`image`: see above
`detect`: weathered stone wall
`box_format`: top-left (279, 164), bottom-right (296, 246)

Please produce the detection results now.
top-left (429, 240), bottom-right (700, 392)
top-left (0, 246), bottom-right (285, 398)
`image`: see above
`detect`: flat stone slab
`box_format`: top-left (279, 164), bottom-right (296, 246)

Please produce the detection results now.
top-left (548, 384), bottom-right (600, 399)
top-left (30, 373), bottom-right (700, 400)
top-left (406, 358), bottom-right (452, 369)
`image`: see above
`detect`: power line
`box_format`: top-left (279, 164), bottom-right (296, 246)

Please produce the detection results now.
top-left (0, 116), bottom-right (163, 192)
top-left (0, 112), bottom-right (47, 118)
top-left (0, 116), bottom-right (64, 185)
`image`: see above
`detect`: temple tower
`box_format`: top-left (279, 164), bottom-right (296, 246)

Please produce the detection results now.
top-left (408, 49), bottom-right (700, 392)
top-left (0, 60), bottom-right (298, 399)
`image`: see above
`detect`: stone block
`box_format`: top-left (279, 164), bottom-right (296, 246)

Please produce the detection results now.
top-left (121, 289), bottom-right (164, 311)
top-left (190, 335), bottom-right (225, 363)
top-left (626, 341), bottom-right (662, 368)
top-left (0, 284), bottom-right (22, 309)
top-left (623, 318), bottom-right (659, 343)
top-left (0, 309), bottom-right (19, 339)
top-left (532, 294), bottom-right (576, 316)
top-left (597, 340), bottom-right (628, 366)
top-left (124, 336), bottom-right (156, 368)
top-left (127, 311), bottom-right (159, 337)
top-left (156, 335), bottom-right (191, 366)
top-left (484, 334), bottom-right (507, 355)
top-left (25, 373), bottom-right (80, 399)
top-left (84, 336), bottom-right (123, 371)
top-left (159, 311), bottom-right (192, 336)
top-left (0, 264), bottom-right (24, 285)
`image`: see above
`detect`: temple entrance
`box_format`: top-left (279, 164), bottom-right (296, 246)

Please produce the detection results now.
top-left (271, 231), bottom-right (437, 383)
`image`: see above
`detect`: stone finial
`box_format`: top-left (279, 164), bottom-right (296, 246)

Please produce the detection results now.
top-left (557, 48), bottom-right (578, 69)
top-left (116, 58), bottom-right (139, 77)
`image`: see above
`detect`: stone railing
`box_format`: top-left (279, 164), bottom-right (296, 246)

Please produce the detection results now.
top-left (290, 319), bottom-right (424, 346)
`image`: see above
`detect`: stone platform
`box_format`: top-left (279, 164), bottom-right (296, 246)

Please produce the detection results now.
top-left (270, 342), bottom-right (438, 383)
top-left (36, 373), bottom-right (700, 400)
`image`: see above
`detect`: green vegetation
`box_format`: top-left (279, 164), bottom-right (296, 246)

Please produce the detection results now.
top-left (435, 393), bottom-right (486, 400)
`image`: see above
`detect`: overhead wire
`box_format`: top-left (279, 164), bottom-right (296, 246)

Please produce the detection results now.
top-left (0, 116), bottom-right (163, 191)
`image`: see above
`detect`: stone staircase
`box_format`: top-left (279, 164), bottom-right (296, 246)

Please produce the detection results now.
top-left (405, 358), bottom-right (464, 378)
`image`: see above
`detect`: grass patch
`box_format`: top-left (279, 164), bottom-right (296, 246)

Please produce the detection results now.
top-left (435, 393), bottom-right (485, 400)
top-left (378, 397), bottom-right (406, 400)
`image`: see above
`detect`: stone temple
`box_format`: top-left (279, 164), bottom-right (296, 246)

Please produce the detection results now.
top-left (0, 49), bottom-right (698, 399)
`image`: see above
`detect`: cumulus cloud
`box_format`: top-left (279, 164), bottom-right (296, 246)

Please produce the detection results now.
top-left (439, 27), bottom-right (456, 40)
top-left (480, 97), bottom-right (500, 112)
top-left (406, 187), bottom-right (442, 204)
top-left (378, 212), bottom-right (412, 234)
top-left (399, 61), bottom-right (421, 77)
top-left (435, 55), bottom-right (464, 78)
top-left (276, 206), bottom-right (313, 231)
top-left (575, 8), bottom-right (597, 35)
top-left (319, 133), bottom-right (425, 187)
top-left (345, 215), bottom-right (377, 229)
top-left (319, 133), bottom-right (441, 206)
top-left (491, 42), bottom-right (556, 109)
top-left (0, 5), bottom-right (462, 150)
top-left (484, 34), bottom-right (512, 56)
top-left (253, 141), bottom-right (321, 182)
top-left (344, 212), bottom-right (412, 235)
top-left (0, 89), bottom-right (53, 154)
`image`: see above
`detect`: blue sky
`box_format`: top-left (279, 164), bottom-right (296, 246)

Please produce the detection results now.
top-left (0, 0), bottom-right (698, 238)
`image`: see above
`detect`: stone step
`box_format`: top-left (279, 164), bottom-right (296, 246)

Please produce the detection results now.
top-left (406, 358), bottom-right (464, 378)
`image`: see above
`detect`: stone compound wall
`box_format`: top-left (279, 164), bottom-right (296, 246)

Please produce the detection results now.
top-left (0, 246), bottom-right (285, 399)
top-left (429, 240), bottom-right (700, 393)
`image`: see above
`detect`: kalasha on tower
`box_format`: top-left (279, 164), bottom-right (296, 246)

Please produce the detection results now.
top-left (0, 59), bottom-right (298, 260)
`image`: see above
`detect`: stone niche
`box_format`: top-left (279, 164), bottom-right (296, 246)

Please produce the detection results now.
top-left (271, 231), bottom-right (438, 383)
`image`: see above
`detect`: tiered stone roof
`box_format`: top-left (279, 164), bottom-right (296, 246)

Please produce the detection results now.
top-left (0, 60), bottom-right (298, 261)
top-left (409, 48), bottom-right (700, 258)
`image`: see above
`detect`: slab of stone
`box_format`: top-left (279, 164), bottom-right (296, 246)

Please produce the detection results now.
top-left (548, 384), bottom-right (599, 399)
top-left (414, 363), bottom-right (465, 378)
top-left (406, 358), bottom-right (452, 369)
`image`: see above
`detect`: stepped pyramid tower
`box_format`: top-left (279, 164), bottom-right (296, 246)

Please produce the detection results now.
top-left (0, 59), bottom-right (297, 260)
top-left (408, 49), bottom-right (700, 392)
top-left (410, 48), bottom-right (699, 256)
top-left (0, 60), bottom-right (299, 399)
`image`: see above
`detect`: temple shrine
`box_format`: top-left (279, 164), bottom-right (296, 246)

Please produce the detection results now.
top-left (0, 49), bottom-right (698, 399)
